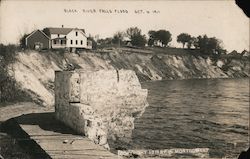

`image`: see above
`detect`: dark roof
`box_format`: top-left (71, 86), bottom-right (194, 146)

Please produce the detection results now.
top-left (26, 30), bottom-right (50, 40)
top-left (44, 27), bottom-right (85, 35)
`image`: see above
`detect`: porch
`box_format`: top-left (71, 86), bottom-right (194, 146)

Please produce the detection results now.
top-left (52, 38), bottom-right (67, 49)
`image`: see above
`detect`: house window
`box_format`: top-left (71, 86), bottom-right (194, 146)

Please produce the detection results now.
top-left (58, 34), bottom-right (60, 37)
top-left (76, 32), bottom-right (78, 36)
top-left (76, 40), bottom-right (78, 45)
top-left (62, 40), bottom-right (66, 45)
top-left (81, 40), bottom-right (83, 45)
top-left (70, 40), bottom-right (73, 44)
top-left (60, 40), bottom-right (63, 45)
top-left (54, 40), bottom-right (56, 44)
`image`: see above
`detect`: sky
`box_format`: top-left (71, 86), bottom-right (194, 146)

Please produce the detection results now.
top-left (0, 0), bottom-right (249, 52)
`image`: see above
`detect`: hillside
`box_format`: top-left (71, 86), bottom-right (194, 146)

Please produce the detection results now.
top-left (5, 47), bottom-right (250, 106)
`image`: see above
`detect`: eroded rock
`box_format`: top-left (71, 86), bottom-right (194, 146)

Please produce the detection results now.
top-left (55, 69), bottom-right (148, 150)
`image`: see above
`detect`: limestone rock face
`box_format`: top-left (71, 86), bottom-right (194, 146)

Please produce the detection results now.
top-left (55, 69), bottom-right (148, 150)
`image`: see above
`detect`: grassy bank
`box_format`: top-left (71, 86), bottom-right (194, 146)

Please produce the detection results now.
top-left (0, 44), bottom-right (32, 106)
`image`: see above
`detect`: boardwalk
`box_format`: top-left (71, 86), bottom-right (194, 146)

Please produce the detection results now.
top-left (1, 103), bottom-right (118, 159)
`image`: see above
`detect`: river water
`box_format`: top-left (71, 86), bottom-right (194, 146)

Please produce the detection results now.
top-left (131, 78), bottom-right (249, 158)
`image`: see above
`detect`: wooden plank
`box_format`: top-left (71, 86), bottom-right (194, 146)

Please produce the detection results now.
top-left (36, 139), bottom-right (108, 152)
top-left (14, 112), bottom-right (118, 159)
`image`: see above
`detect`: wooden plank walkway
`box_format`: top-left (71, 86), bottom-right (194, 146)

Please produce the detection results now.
top-left (2, 111), bottom-right (118, 159)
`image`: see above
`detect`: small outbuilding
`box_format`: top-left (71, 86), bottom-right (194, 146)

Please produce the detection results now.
top-left (25, 30), bottom-right (51, 50)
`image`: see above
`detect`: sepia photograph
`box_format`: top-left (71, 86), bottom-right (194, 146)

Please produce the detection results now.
top-left (0, 0), bottom-right (249, 158)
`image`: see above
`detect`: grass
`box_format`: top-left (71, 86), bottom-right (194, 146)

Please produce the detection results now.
top-left (0, 44), bottom-right (32, 105)
top-left (97, 45), bottom-right (249, 62)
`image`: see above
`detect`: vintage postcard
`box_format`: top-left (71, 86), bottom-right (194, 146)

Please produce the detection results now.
top-left (0, 0), bottom-right (249, 158)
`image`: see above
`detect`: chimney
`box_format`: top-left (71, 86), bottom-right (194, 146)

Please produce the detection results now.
top-left (62, 25), bottom-right (64, 28)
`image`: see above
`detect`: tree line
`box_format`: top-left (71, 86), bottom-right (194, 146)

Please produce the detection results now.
top-left (96, 27), bottom-right (227, 56)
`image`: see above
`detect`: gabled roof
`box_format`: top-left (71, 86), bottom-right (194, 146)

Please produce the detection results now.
top-left (26, 30), bottom-right (50, 40)
top-left (44, 27), bottom-right (85, 35)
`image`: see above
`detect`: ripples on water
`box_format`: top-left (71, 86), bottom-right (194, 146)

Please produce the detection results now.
top-left (131, 78), bottom-right (249, 158)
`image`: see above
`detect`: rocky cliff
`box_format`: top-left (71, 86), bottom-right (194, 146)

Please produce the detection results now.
top-left (54, 70), bottom-right (148, 150)
top-left (8, 47), bottom-right (249, 106)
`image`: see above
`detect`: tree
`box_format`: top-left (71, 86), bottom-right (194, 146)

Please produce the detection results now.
top-left (112, 31), bottom-right (125, 46)
top-left (126, 27), bottom-right (147, 47)
top-left (148, 30), bottom-right (157, 46)
top-left (19, 33), bottom-right (29, 49)
top-left (87, 37), bottom-right (97, 49)
top-left (196, 35), bottom-right (209, 52)
top-left (195, 35), bottom-right (224, 55)
top-left (148, 38), bottom-right (154, 47)
top-left (97, 38), bottom-right (112, 45)
top-left (148, 30), bottom-right (172, 47)
top-left (148, 30), bottom-right (157, 39)
top-left (177, 33), bottom-right (192, 48)
top-left (207, 37), bottom-right (222, 54)
top-left (126, 27), bottom-right (142, 39)
top-left (130, 34), bottom-right (147, 47)
top-left (187, 37), bottom-right (196, 49)
top-left (193, 37), bottom-right (199, 49)
top-left (155, 30), bottom-right (172, 47)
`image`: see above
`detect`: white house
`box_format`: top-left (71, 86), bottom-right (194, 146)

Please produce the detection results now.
top-left (42, 26), bottom-right (92, 51)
